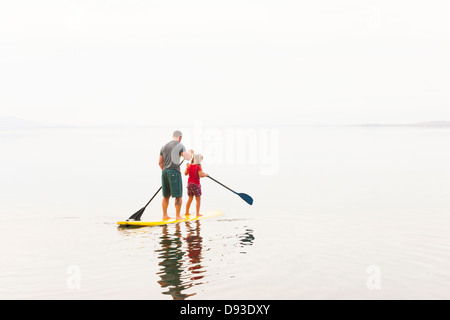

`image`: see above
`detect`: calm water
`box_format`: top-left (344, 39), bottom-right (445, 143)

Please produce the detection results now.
top-left (1, 125), bottom-right (449, 299)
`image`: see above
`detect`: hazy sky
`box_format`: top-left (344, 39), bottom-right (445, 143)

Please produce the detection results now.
top-left (1, 1), bottom-right (450, 126)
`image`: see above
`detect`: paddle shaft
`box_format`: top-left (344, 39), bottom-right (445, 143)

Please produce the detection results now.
top-left (208, 176), bottom-right (237, 195)
top-left (143, 186), bottom-right (162, 209)
top-left (207, 175), bottom-right (253, 205)
top-left (128, 158), bottom-right (186, 220)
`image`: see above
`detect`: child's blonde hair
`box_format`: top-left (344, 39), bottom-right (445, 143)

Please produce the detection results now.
top-left (192, 154), bottom-right (203, 165)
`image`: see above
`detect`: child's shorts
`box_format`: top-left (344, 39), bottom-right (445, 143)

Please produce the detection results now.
top-left (187, 183), bottom-right (202, 197)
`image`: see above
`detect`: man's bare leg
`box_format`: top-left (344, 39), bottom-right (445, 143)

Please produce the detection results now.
top-left (175, 197), bottom-right (183, 220)
top-left (162, 196), bottom-right (171, 220)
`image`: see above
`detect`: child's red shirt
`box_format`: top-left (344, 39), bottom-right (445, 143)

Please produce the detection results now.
top-left (187, 164), bottom-right (201, 185)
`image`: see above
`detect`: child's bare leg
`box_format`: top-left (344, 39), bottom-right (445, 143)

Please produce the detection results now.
top-left (185, 196), bottom-right (194, 215)
top-left (195, 196), bottom-right (202, 217)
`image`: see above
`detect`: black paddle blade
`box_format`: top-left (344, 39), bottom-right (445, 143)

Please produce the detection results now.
top-left (127, 207), bottom-right (145, 221)
top-left (238, 193), bottom-right (253, 205)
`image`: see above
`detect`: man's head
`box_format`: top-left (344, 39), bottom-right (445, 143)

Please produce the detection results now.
top-left (172, 130), bottom-right (182, 142)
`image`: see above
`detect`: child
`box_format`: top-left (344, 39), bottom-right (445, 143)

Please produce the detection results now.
top-left (184, 154), bottom-right (208, 217)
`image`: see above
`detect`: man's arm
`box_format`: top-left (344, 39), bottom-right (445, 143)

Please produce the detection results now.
top-left (159, 155), bottom-right (164, 170)
top-left (181, 149), bottom-right (194, 161)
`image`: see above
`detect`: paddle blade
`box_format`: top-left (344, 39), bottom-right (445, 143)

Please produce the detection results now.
top-left (127, 207), bottom-right (145, 221)
top-left (238, 193), bottom-right (253, 205)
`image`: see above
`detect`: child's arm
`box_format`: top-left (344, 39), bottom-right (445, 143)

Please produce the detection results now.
top-left (198, 169), bottom-right (209, 178)
top-left (184, 164), bottom-right (190, 176)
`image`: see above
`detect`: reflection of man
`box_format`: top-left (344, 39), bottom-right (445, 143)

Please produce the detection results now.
top-left (156, 222), bottom-right (205, 300)
top-left (159, 130), bottom-right (194, 220)
top-left (157, 224), bottom-right (191, 300)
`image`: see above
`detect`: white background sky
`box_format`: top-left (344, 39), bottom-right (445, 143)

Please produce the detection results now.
top-left (1, 1), bottom-right (450, 126)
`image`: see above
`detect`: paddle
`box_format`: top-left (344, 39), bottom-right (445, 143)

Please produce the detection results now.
top-left (127, 186), bottom-right (162, 221)
top-left (127, 158), bottom-right (186, 221)
top-left (208, 175), bottom-right (253, 205)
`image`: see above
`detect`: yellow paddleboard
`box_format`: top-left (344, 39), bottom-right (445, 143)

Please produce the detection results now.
top-left (117, 210), bottom-right (223, 227)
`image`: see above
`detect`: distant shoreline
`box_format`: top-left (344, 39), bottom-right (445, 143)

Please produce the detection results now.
top-left (358, 121), bottom-right (450, 128)
top-left (1, 117), bottom-right (450, 129)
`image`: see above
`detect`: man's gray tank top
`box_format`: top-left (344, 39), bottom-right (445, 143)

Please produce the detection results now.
top-left (160, 140), bottom-right (186, 172)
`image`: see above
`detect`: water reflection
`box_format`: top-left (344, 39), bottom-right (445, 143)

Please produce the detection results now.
top-left (184, 221), bottom-right (205, 282)
top-left (118, 219), bottom-right (255, 300)
top-left (155, 220), bottom-right (206, 300)
top-left (239, 228), bottom-right (255, 247)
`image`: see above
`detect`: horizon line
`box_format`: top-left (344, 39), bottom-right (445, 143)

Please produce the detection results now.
top-left (1, 117), bottom-right (450, 128)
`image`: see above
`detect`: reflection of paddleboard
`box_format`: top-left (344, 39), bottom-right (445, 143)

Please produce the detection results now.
top-left (117, 210), bottom-right (223, 227)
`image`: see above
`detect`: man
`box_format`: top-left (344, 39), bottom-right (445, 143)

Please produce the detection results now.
top-left (159, 130), bottom-right (194, 220)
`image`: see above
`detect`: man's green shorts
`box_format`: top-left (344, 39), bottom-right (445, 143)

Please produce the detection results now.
top-left (161, 169), bottom-right (183, 198)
